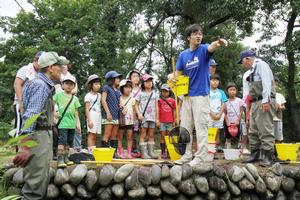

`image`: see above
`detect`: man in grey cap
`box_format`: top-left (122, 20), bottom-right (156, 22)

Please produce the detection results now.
top-left (13, 51), bottom-right (44, 137)
top-left (238, 50), bottom-right (276, 167)
top-left (209, 59), bottom-right (219, 75)
top-left (13, 52), bottom-right (69, 199)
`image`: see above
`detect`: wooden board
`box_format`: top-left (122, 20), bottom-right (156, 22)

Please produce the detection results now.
top-left (81, 159), bottom-right (174, 166)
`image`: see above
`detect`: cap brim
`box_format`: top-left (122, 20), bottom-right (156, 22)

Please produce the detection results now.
top-left (63, 79), bottom-right (76, 83)
top-left (237, 59), bottom-right (243, 64)
top-left (57, 59), bottom-right (70, 66)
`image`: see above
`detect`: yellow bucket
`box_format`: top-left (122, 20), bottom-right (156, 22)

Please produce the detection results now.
top-left (93, 148), bottom-right (115, 163)
top-left (275, 143), bottom-right (299, 161)
top-left (167, 76), bottom-right (189, 96)
top-left (208, 128), bottom-right (218, 143)
top-left (165, 136), bottom-right (182, 161)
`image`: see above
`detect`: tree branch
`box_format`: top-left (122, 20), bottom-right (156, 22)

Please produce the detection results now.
top-left (14, 0), bottom-right (25, 12)
top-left (130, 15), bottom-right (166, 66)
top-left (208, 13), bottom-right (233, 28)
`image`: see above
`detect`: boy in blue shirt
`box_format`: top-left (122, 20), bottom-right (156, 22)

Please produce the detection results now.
top-left (168, 24), bottom-right (228, 166)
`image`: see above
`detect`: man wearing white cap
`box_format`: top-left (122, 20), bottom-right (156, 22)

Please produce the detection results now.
top-left (13, 52), bottom-right (69, 200)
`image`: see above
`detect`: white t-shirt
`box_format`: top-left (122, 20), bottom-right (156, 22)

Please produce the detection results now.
top-left (274, 92), bottom-right (286, 121)
top-left (120, 96), bottom-right (136, 125)
top-left (14, 63), bottom-right (37, 104)
top-left (84, 92), bottom-right (101, 113)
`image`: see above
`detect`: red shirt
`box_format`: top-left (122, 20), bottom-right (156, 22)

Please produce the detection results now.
top-left (158, 98), bottom-right (176, 123)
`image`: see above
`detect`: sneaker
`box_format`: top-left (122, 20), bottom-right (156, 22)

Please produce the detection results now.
top-left (174, 154), bottom-right (192, 165)
top-left (188, 157), bottom-right (201, 167)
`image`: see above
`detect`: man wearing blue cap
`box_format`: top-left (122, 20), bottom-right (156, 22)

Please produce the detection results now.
top-left (168, 24), bottom-right (228, 166)
top-left (13, 52), bottom-right (69, 199)
top-left (238, 50), bottom-right (276, 167)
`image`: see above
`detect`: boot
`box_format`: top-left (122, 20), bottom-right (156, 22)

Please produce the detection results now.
top-left (57, 154), bottom-right (67, 168)
top-left (260, 149), bottom-right (274, 167)
top-left (117, 147), bottom-right (126, 159)
top-left (242, 149), bottom-right (260, 163)
top-left (64, 150), bottom-right (74, 166)
top-left (131, 139), bottom-right (141, 158)
top-left (160, 143), bottom-right (167, 159)
top-left (148, 142), bottom-right (159, 159)
top-left (101, 140), bottom-right (110, 147)
top-left (127, 146), bottom-right (133, 159)
top-left (140, 142), bottom-right (151, 159)
top-left (110, 140), bottom-right (119, 158)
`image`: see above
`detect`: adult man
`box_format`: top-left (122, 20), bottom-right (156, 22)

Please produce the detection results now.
top-left (13, 51), bottom-right (44, 136)
top-left (209, 59), bottom-right (219, 75)
top-left (169, 24), bottom-right (228, 166)
top-left (238, 50), bottom-right (276, 167)
top-left (13, 52), bottom-right (69, 199)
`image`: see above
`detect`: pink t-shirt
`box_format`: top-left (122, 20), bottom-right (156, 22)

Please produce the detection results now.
top-left (158, 98), bottom-right (176, 123)
top-left (224, 97), bottom-right (243, 124)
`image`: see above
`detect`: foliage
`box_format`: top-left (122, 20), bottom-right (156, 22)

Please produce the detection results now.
top-left (0, 0), bottom-right (299, 136)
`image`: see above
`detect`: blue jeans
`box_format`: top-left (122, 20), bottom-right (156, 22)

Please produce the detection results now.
top-left (73, 131), bottom-right (82, 149)
top-left (58, 129), bottom-right (75, 147)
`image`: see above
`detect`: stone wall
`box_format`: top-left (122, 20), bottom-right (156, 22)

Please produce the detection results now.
top-left (3, 162), bottom-right (300, 199)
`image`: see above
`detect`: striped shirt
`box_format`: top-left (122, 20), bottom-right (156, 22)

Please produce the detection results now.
top-left (22, 72), bottom-right (55, 133)
top-left (102, 85), bottom-right (121, 120)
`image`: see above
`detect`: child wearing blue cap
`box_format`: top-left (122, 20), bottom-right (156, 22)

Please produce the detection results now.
top-left (101, 70), bottom-right (122, 157)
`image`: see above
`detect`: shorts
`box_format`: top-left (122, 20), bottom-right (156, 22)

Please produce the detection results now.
top-left (87, 111), bottom-right (102, 134)
top-left (58, 128), bottom-right (75, 147)
top-left (273, 121), bottom-right (283, 141)
top-left (119, 125), bottom-right (134, 130)
top-left (208, 119), bottom-right (224, 129)
top-left (160, 122), bottom-right (173, 131)
top-left (102, 119), bottom-right (119, 125)
top-left (141, 121), bottom-right (155, 129)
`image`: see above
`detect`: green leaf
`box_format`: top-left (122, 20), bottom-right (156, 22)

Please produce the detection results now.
top-left (18, 140), bottom-right (39, 148)
top-left (7, 129), bottom-right (17, 137)
top-left (6, 134), bottom-right (29, 146)
top-left (23, 113), bottom-right (42, 130)
top-left (0, 195), bottom-right (21, 200)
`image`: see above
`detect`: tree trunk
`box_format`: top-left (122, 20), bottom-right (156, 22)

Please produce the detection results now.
top-left (284, 10), bottom-right (300, 140)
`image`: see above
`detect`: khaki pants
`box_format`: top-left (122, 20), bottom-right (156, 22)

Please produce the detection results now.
top-left (180, 95), bottom-right (210, 161)
top-left (22, 130), bottom-right (53, 200)
top-left (249, 100), bottom-right (275, 151)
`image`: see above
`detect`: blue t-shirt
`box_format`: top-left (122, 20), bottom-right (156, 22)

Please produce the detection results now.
top-left (210, 88), bottom-right (228, 114)
top-left (176, 44), bottom-right (211, 96)
top-left (102, 85), bottom-right (121, 120)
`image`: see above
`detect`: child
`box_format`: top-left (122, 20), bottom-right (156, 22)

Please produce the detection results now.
top-left (85, 74), bottom-right (102, 153)
top-left (157, 84), bottom-right (176, 159)
top-left (54, 75), bottom-right (81, 168)
top-left (101, 71), bottom-right (121, 157)
top-left (118, 79), bottom-right (136, 158)
top-left (224, 82), bottom-right (243, 149)
top-left (136, 74), bottom-right (159, 159)
top-left (209, 73), bottom-right (227, 151)
top-left (127, 69), bottom-right (142, 158)
top-left (274, 77), bottom-right (286, 143)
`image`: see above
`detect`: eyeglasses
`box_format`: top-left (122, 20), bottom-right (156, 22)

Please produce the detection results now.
top-left (191, 32), bottom-right (203, 37)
